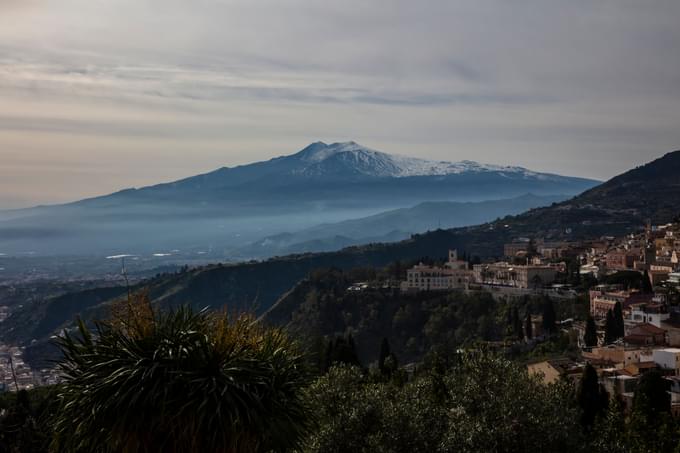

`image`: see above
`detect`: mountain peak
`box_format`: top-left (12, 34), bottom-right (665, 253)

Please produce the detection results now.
top-left (291, 141), bottom-right (550, 179)
top-left (295, 141), bottom-right (373, 163)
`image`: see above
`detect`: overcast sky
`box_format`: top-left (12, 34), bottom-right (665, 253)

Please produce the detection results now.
top-left (1, 0), bottom-right (679, 208)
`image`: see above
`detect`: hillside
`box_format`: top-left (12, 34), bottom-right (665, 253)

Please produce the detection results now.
top-left (5, 149), bottom-right (679, 365)
top-left (258, 269), bottom-right (581, 365)
top-left (236, 193), bottom-right (567, 258)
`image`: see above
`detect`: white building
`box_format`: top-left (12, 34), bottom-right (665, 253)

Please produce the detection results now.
top-left (653, 349), bottom-right (680, 376)
top-left (630, 305), bottom-right (670, 328)
top-left (401, 250), bottom-right (473, 292)
top-left (472, 262), bottom-right (558, 289)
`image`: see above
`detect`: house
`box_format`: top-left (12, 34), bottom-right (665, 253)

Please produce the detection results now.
top-left (528, 361), bottom-right (562, 385)
top-left (620, 361), bottom-right (658, 377)
top-left (662, 316), bottom-right (680, 347)
top-left (472, 262), bottom-right (558, 289)
top-left (528, 359), bottom-right (583, 385)
top-left (664, 377), bottom-right (680, 416)
top-left (603, 374), bottom-right (638, 397)
top-left (624, 323), bottom-right (667, 347)
top-left (504, 241), bottom-right (530, 258)
top-left (630, 303), bottom-right (669, 328)
top-left (668, 272), bottom-right (680, 286)
top-left (589, 287), bottom-right (654, 318)
top-left (401, 250), bottom-right (473, 292)
top-left (583, 345), bottom-right (648, 368)
top-left (605, 250), bottom-right (638, 271)
top-left (652, 348), bottom-right (680, 376)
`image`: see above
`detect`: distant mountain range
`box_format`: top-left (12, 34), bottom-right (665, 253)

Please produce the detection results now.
top-left (236, 193), bottom-right (568, 258)
top-left (6, 149), bottom-right (679, 367)
top-left (0, 141), bottom-right (596, 256)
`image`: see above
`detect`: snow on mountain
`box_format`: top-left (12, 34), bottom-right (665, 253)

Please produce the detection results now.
top-left (292, 141), bottom-right (547, 179)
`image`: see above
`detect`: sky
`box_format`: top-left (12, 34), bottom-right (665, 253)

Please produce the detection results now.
top-left (1, 0), bottom-right (679, 209)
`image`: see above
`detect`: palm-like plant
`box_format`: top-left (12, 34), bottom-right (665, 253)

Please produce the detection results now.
top-left (51, 294), bottom-right (311, 453)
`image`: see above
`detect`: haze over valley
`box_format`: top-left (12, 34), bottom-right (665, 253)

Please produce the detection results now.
top-left (0, 141), bottom-right (594, 281)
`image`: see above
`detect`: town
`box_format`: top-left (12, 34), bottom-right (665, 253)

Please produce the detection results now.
top-left (396, 220), bottom-right (680, 416)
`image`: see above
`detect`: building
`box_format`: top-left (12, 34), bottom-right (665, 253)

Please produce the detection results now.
top-left (504, 241), bottom-right (530, 258)
top-left (603, 375), bottom-right (638, 397)
top-left (649, 263), bottom-right (674, 286)
top-left (624, 323), bottom-right (667, 347)
top-left (528, 359), bottom-right (583, 385)
top-left (589, 287), bottom-right (654, 318)
top-left (401, 250), bottom-right (473, 292)
top-left (472, 262), bottom-right (558, 289)
top-left (630, 303), bottom-right (669, 328)
top-left (583, 345), bottom-right (649, 368)
top-left (605, 250), bottom-right (639, 271)
top-left (537, 241), bottom-right (576, 260)
top-left (668, 272), bottom-right (680, 286)
top-left (653, 349), bottom-right (680, 376)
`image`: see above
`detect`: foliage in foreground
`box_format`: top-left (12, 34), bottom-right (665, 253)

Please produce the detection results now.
top-left (304, 354), bottom-right (584, 453)
top-left (51, 294), bottom-right (311, 453)
top-left (0, 387), bottom-right (58, 453)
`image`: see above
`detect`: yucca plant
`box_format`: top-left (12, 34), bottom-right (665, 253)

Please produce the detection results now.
top-left (51, 293), bottom-right (311, 453)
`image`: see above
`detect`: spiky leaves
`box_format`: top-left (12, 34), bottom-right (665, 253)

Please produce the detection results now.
top-left (52, 297), bottom-right (310, 453)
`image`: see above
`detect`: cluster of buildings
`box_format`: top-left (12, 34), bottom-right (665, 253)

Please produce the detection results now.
top-left (0, 344), bottom-right (59, 393)
top-left (527, 223), bottom-right (680, 413)
top-left (579, 223), bottom-right (680, 284)
top-left (531, 346), bottom-right (680, 415)
top-left (400, 249), bottom-right (563, 292)
top-left (582, 224), bottom-right (680, 349)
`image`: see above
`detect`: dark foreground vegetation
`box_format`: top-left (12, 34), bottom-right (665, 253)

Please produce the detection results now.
top-left (2, 293), bottom-right (680, 452)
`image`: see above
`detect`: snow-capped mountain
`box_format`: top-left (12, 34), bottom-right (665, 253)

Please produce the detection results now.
top-left (0, 141), bottom-right (599, 256)
top-left (292, 141), bottom-right (545, 179)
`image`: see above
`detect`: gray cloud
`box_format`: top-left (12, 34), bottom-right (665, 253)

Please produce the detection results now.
top-left (0, 0), bottom-right (679, 207)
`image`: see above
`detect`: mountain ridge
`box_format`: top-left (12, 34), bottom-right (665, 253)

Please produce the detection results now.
top-left (6, 149), bottom-right (679, 363)
top-left (0, 142), bottom-right (597, 256)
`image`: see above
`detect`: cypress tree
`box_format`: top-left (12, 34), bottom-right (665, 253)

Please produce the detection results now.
top-left (507, 305), bottom-right (515, 329)
top-left (632, 370), bottom-right (670, 424)
top-left (604, 310), bottom-right (616, 345)
top-left (642, 270), bottom-right (653, 294)
top-left (512, 306), bottom-right (523, 341)
top-left (378, 337), bottom-right (391, 374)
top-left (525, 313), bottom-right (533, 340)
top-left (329, 335), bottom-right (361, 368)
top-left (578, 363), bottom-right (609, 431)
top-left (542, 298), bottom-right (557, 335)
top-left (584, 315), bottom-right (598, 348)
top-left (613, 302), bottom-right (625, 339)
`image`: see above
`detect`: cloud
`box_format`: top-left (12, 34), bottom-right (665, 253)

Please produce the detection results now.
top-left (0, 0), bottom-right (679, 207)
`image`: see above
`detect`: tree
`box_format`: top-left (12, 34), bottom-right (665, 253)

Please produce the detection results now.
top-left (629, 370), bottom-right (674, 451)
top-left (604, 310), bottom-right (616, 344)
top-left (524, 313), bottom-right (533, 340)
top-left (642, 270), bottom-right (653, 294)
top-left (511, 306), bottom-right (523, 341)
top-left (305, 354), bottom-right (584, 453)
top-left (514, 307), bottom-right (522, 340)
top-left (52, 293), bottom-right (311, 453)
top-left (632, 370), bottom-right (670, 423)
top-left (584, 316), bottom-right (598, 348)
top-left (378, 337), bottom-right (391, 374)
top-left (0, 388), bottom-right (54, 452)
top-left (542, 298), bottom-right (557, 335)
top-left (613, 302), bottom-right (625, 339)
top-left (442, 353), bottom-right (584, 452)
top-left (577, 363), bottom-right (608, 431)
top-left (330, 334), bottom-right (362, 368)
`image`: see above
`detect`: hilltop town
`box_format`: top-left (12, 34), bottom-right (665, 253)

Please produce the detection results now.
top-left (394, 220), bottom-right (680, 416)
